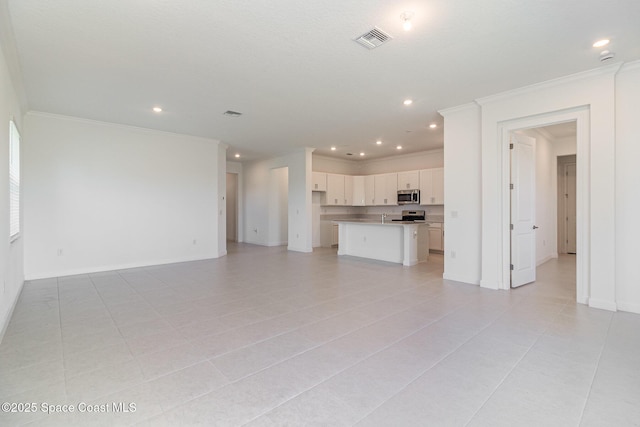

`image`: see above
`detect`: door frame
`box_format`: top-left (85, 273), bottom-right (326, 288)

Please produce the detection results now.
top-left (557, 156), bottom-right (577, 254)
top-left (498, 107), bottom-right (589, 304)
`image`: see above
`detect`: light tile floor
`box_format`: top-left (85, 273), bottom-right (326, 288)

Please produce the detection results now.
top-left (1, 243), bottom-right (638, 426)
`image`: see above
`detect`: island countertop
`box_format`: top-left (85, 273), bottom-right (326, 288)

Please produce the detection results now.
top-left (331, 219), bottom-right (428, 226)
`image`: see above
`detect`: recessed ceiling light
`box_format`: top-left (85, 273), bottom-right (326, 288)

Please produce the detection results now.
top-left (360, 152), bottom-right (365, 156)
top-left (429, 123), bottom-right (437, 129)
top-left (396, 145), bottom-right (403, 150)
top-left (376, 140), bottom-right (382, 145)
top-left (593, 39), bottom-right (610, 48)
top-left (330, 146), bottom-right (336, 151)
top-left (234, 153), bottom-right (240, 158)
top-left (403, 99), bottom-right (413, 106)
top-left (152, 107), bottom-right (162, 113)
top-left (401, 11), bottom-right (414, 31)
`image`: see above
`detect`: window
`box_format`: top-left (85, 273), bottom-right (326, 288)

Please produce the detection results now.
top-left (9, 120), bottom-right (20, 241)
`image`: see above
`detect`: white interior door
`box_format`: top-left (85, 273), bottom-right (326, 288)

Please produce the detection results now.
top-left (511, 133), bottom-right (537, 287)
top-left (565, 163), bottom-right (577, 254)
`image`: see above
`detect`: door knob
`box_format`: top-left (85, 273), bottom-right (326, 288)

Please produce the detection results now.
top-left (533, 225), bottom-right (539, 229)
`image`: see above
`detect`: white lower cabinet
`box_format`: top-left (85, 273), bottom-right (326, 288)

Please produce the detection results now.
top-left (427, 223), bottom-right (444, 252)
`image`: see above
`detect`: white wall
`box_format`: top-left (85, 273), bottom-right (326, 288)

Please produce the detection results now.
top-left (442, 63), bottom-right (640, 313)
top-left (244, 148), bottom-right (313, 252)
top-left (440, 103), bottom-right (482, 284)
top-left (479, 66), bottom-right (616, 312)
top-left (313, 150), bottom-right (444, 176)
top-left (360, 150), bottom-right (443, 175)
top-left (0, 34), bottom-right (24, 339)
top-left (312, 155), bottom-right (360, 175)
top-left (268, 167), bottom-right (288, 246)
top-left (23, 113), bottom-right (225, 279)
top-left (554, 136), bottom-right (578, 157)
top-left (615, 61), bottom-right (640, 313)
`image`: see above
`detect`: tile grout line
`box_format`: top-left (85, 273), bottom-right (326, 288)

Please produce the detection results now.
top-left (349, 300), bottom-right (520, 427)
top-left (58, 266), bottom-right (444, 404)
top-left (460, 296), bottom-right (573, 426)
top-left (239, 298), bottom-right (482, 426)
top-left (575, 311), bottom-right (615, 426)
top-left (138, 288), bottom-right (466, 425)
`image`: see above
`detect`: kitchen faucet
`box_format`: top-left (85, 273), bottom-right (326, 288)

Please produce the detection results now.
top-left (381, 213), bottom-right (388, 223)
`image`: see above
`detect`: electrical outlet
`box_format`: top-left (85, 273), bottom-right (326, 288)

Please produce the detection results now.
top-left (450, 250), bottom-right (456, 259)
top-left (57, 249), bottom-right (63, 256)
top-left (193, 239), bottom-right (197, 245)
top-left (451, 210), bottom-right (458, 218)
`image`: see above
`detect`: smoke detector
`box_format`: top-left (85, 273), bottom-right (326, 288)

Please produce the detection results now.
top-left (599, 50), bottom-right (615, 62)
top-left (354, 27), bottom-right (392, 49)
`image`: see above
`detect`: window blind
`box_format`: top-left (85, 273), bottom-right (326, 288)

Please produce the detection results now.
top-left (9, 120), bottom-right (20, 240)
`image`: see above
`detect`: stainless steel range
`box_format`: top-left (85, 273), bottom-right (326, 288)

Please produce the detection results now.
top-left (392, 210), bottom-right (426, 222)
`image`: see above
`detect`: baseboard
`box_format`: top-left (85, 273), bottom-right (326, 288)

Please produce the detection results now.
top-left (443, 272), bottom-right (480, 285)
top-left (0, 279), bottom-right (25, 345)
top-left (588, 298), bottom-right (618, 312)
top-left (536, 254), bottom-right (558, 266)
top-left (616, 301), bottom-right (640, 314)
top-left (266, 241), bottom-right (288, 247)
top-left (25, 253), bottom-right (223, 281)
top-left (287, 245), bottom-right (313, 253)
top-left (480, 279), bottom-right (500, 290)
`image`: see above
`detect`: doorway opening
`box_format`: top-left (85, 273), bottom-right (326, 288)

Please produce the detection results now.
top-left (509, 123), bottom-right (577, 290)
top-left (558, 155), bottom-right (577, 255)
top-left (500, 107), bottom-right (586, 303)
top-left (226, 173), bottom-right (239, 242)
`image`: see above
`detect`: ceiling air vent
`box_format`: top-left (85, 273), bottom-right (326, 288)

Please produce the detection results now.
top-left (354, 27), bottom-right (392, 49)
top-left (223, 110), bottom-right (243, 117)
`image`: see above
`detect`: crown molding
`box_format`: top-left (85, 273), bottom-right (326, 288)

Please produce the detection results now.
top-left (26, 111), bottom-right (222, 144)
top-left (438, 102), bottom-right (480, 117)
top-left (476, 63), bottom-right (623, 106)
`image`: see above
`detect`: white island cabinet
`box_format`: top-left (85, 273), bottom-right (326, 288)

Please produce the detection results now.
top-left (335, 221), bottom-right (428, 266)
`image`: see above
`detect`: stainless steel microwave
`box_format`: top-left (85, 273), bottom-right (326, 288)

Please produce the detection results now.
top-left (397, 189), bottom-right (420, 205)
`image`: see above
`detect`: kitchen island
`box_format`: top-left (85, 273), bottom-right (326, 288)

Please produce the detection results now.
top-left (334, 220), bottom-right (429, 266)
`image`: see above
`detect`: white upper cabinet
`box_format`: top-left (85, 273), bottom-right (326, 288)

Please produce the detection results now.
top-left (315, 169), bottom-right (441, 206)
top-left (344, 175), bottom-right (354, 206)
top-left (432, 168), bottom-right (444, 204)
top-left (325, 173), bottom-right (345, 205)
top-left (419, 167), bottom-right (444, 205)
top-left (351, 176), bottom-right (365, 206)
top-left (364, 175), bottom-right (376, 206)
top-left (312, 172), bottom-right (327, 192)
top-left (397, 171), bottom-right (419, 190)
top-left (374, 173), bottom-right (398, 206)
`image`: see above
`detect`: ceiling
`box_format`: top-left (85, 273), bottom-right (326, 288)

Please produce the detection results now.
top-left (3, 1), bottom-right (639, 161)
